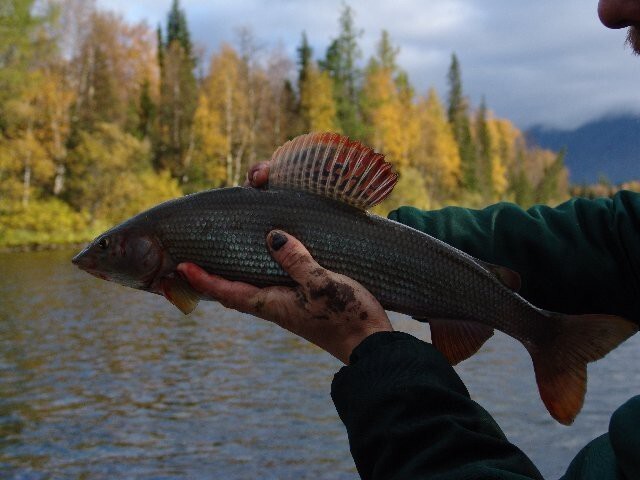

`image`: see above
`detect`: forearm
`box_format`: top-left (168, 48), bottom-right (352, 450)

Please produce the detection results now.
top-left (388, 191), bottom-right (640, 323)
top-left (331, 332), bottom-right (543, 480)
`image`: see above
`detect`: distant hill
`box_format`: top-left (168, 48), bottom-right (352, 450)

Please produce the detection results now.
top-left (526, 114), bottom-right (640, 184)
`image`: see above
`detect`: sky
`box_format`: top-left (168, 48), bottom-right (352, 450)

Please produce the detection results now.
top-left (97, 0), bottom-right (640, 130)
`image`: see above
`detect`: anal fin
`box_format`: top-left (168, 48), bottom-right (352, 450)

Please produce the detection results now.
top-left (429, 319), bottom-right (494, 365)
top-left (161, 276), bottom-right (201, 315)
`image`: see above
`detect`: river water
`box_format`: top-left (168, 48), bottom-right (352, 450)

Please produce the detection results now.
top-left (0, 249), bottom-right (638, 479)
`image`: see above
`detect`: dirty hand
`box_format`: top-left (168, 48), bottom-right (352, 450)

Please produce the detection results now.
top-left (177, 230), bottom-right (393, 364)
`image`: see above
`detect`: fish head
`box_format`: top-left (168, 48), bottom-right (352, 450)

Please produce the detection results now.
top-left (72, 224), bottom-right (164, 290)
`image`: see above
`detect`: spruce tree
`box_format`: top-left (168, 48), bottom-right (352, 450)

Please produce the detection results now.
top-left (447, 53), bottom-right (477, 191)
top-left (297, 32), bottom-right (313, 131)
top-left (320, 4), bottom-right (364, 138)
top-left (156, 0), bottom-right (198, 180)
top-left (475, 97), bottom-right (493, 197)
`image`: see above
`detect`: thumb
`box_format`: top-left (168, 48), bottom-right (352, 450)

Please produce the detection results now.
top-left (245, 161), bottom-right (270, 187)
top-left (267, 230), bottom-right (323, 284)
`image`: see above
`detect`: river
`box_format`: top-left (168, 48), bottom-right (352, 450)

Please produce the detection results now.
top-left (0, 249), bottom-right (638, 479)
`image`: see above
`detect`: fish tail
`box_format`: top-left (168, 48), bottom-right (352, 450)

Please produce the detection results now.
top-left (528, 312), bottom-right (637, 425)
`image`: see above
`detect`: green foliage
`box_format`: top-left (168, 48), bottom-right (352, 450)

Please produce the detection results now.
top-left (166, 0), bottom-right (193, 57)
top-left (535, 149), bottom-right (567, 205)
top-left (320, 3), bottom-right (365, 139)
top-left (0, 0), bottom-right (55, 132)
top-left (0, 198), bottom-right (98, 248)
top-left (65, 123), bottom-right (181, 223)
top-left (447, 53), bottom-right (477, 191)
top-left (156, 1), bottom-right (197, 178)
top-left (374, 167), bottom-right (431, 216)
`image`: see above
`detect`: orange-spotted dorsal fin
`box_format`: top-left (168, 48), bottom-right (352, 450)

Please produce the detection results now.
top-left (268, 132), bottom-right (398, 210)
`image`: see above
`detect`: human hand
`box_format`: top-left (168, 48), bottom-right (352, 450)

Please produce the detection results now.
top-left (177, 230), bottom-right (393, 364)
top-left (244, 161), bottom-right (270, 188)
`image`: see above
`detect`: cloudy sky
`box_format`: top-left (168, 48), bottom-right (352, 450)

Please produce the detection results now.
top-left (97, 0), bottom-right (640, 130)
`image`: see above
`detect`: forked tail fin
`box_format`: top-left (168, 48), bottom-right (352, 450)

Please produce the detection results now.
top-left (528, 313), bottom-right (637, 425)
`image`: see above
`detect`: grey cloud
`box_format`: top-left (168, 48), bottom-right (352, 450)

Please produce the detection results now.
top-left (98, 0), bottom-right (640, 129)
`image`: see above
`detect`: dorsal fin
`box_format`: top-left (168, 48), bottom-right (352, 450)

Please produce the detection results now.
top-left (268, 132), bottom-right (398, 209)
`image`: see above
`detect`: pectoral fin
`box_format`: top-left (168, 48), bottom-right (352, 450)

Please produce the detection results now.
top-left (161, 276), bottom-right (201, 314)
top-left (478, 260), bottom-right (521, 291)
top-left (428, 319), bottom-right (494, 365)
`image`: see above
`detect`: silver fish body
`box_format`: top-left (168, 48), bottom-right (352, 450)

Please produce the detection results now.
top-left (136, 186), bottom-right (535, 335)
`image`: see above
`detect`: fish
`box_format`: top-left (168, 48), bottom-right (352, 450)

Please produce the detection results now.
top-left (72, 132), bottom-right (637, 425)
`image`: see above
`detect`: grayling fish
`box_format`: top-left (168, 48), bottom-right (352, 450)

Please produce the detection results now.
top-left (72, 132), bottom-right (637, 425)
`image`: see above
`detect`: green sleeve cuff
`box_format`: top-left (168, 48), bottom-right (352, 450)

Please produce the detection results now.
top-left (331, 332), bottom-right (542, 480)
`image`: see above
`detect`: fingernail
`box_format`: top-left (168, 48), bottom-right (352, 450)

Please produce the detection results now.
top-left (269, 231), bottom-right (287, 251)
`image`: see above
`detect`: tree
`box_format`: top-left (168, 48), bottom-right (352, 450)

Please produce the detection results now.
top-left (65, 123), bottom-right (180, 223)
top-left (414, 88), bottom-right (461, 203)
top-left (297, 31), bottom-right (313, 131)
top-left (361, 31), bottom-right (418, 170)
top-left (156, 0), bottom-right (197, 180)
top-left (373, 29), bottom-right (399, 71)
top-left (297, 31), bottom-right (313, 98)
top-left (0, 0), bottom-right (53, 132)
top-left (475, 97), bottom-right (492, 194)
top-left (535, 148), bottom-right (568, 205)
top-left (320, 3), bottom-right (364, 138)
top-left (264, 46), bottom-right (298, 148)
top-left (447, 53), bottom-right (476, 191)
top-left (197, 44), bottom-right (249, 186)
top-left (191, 82), bottom-right (227, 190)
top-left (300, 63), bottom-right (338, 132)
top-left (70, 10), bottom-right (158, 133)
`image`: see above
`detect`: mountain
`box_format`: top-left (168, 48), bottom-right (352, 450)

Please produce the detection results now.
top-left (526, 114), bottom-right (640, 184)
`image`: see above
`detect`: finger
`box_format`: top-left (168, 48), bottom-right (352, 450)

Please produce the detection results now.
top-left (245, 161), bottom-right (270, 187)
top-left (266, 230), bottom-right (325, 285)
top-left (177, 263), bottom-right (260, 311)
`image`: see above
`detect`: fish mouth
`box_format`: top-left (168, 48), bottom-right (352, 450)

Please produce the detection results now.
top-left (71, 246), bottom-right (103, 278)
top-left (71, 245), bottom-right (91, 267)
top-left (72, 250), bottom-right (110, 281)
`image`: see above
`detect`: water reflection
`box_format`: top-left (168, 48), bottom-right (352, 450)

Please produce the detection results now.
top-left (0, 250), bottom-right (639, 479)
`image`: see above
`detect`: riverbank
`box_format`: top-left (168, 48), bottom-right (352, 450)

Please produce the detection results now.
top-left (0, 241), bottom-right (88, 254)
top-left (0, 198), bottom-right (108, 253)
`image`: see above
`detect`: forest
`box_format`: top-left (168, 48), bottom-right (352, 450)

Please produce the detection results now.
top-left (1, 0), bottom-right (575, 248)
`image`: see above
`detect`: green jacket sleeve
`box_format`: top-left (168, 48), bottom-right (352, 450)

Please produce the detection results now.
top-left (388, 191), bottom-right (640, 324)
top-left (332, 332), bottom-right (543, 480)
top-left (559, 396), bottom-right (640, 480)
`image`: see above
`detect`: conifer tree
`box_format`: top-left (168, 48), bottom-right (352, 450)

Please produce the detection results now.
top-left (156, 0), bottom-right (198, 180)
top-left (297, 32), bottom-right (313, 131)
top-left (447, 53), bottom-right (476, 191)
top-left (320, 4), bottom-right (364, 138)
top-left (475, 97), bottom-right (493, 197)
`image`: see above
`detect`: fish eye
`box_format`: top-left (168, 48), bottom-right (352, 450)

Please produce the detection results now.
top-left (97, 237), bottom-right (110, 250)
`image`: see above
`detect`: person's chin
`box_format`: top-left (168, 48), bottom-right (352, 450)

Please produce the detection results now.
top-left (627, 26), bottom-right (640, 55)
